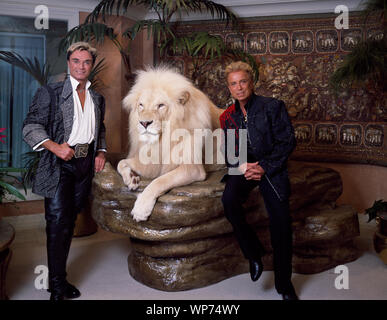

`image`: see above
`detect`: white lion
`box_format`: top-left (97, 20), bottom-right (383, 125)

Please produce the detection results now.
top-left (117, 66), bottom-right (223, 222)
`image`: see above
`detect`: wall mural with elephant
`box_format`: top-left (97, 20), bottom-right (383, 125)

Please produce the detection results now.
top-left (166, 13), bottom-right (386, 166)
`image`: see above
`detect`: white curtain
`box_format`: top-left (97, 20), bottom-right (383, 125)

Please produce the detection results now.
top-left (0, 33), bottom-right (45, 168)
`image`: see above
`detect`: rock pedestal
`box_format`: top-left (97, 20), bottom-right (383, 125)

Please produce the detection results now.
top-left (91, 161), bottom-right (360, 291)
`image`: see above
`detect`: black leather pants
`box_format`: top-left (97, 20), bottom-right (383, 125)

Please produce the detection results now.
top-left (44, 150), bottom-right (93, 292)
top-left (222, 174), bottom-right (294, 294)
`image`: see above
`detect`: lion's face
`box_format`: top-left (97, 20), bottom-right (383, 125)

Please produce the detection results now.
top-left (134, 89), bottom-right (171, 143)
top-left (128, 86), bottom-right (190, 144)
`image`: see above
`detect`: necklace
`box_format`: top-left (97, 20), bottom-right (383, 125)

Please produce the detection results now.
top-left (77, 88), bottom-right (85, 93)
top-left (244, 113), bottom-right (247, 122)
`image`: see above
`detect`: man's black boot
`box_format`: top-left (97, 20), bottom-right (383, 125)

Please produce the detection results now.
top-left (50, 290), bottom-right (65, 301)
top-left (280, 284), bottom-right (299, 300)
top-left (249, 259), bottom-right (264, 282)
top-left (281, 290), bottom-right (299, 300)
top-left (63, 282), bottom-right (81, 299)
top-left (48, 281), bottom-right (81, 299)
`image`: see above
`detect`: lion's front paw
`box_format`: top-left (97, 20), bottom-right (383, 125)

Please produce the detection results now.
top-left (121, 168), bottom-right (140, 190)
top-left (131, 194), bottom-right (156, 222)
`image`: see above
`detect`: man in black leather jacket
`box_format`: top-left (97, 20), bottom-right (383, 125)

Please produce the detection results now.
top-left (219, 61), bottom-right (298, 300)
top-left (23, 42), bottom-right (106, 300)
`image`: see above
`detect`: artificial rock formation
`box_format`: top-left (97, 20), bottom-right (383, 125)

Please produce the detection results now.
top-left (91, 160), bottom-right (360, 291)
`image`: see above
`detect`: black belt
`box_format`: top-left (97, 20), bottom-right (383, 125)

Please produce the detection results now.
top-left (70, 142), bottom-right (94, 158)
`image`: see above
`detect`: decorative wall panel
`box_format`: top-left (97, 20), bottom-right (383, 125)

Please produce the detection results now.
top-left (168, 13), bottom-right (386, 166)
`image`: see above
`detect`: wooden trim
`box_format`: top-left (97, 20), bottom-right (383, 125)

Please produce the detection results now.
top-left (0, 200), bottom-right (44, 217)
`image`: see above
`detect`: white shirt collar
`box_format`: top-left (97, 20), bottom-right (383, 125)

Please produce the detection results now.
top-left (69, 75), bottom-right (91, 92)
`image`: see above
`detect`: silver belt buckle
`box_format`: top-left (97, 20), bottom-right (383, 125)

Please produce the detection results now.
top-left (74, 143), bottom-right (89, 158)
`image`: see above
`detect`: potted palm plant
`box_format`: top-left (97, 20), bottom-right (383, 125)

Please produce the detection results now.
top-left (0, 128), bottom-right (26, 204)
top-left (329, 0), bottom-right (385, 92)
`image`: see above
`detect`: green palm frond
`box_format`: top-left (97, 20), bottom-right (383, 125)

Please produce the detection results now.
top-left (85, 0), bottom-right (135, 23)
top-left (360, 0), bottom-right (386, 21)
top-left (0, 164), bottom-right (26, 203)
top-left (88, 58), bottom-right (108, 91)
top-left (162, 32), bottom-right (225, 58)
top-left (192, 32), bottom-right (225, 59)
top-left (59, 23), bottom-right (119, 54)
top-left (178, 0), bottom-right (237, 25)
top-left (123, 19), bottom-right (176, 44)
top-left (0, 180), bottom-right (26, 202)
top-left (330, 39), bottom-right (386, 91)
top-left (21, 151), bottom-right (40, 188)
top-left (85, 0), bottom-right (236, 22)
top-left (0, 51), bottom-right (50, 86)
top-left (85, 0), bottom-right (236, 25)
top-left (330, 0), bottom-right (386, 92)
top-left (162, 35), bottom-right (193, 56)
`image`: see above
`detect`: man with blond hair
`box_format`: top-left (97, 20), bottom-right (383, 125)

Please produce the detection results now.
top-left (220, 61), bottom-right (298, 300)
top-left (23, 42), bottom-right (107, 300)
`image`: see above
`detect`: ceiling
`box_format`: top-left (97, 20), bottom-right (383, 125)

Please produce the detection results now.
top-left (137, 0), bottom-right (364, 21)
top-left (0, 0), bottom-right (365, 23)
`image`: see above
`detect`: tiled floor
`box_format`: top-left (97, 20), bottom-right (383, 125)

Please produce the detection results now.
top-left (3, 213), bottom-right (386, 300)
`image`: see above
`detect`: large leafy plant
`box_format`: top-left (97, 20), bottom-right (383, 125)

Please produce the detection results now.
top-left (0, 128), bottom-right (26, 203)
top-left (330, 0), bottom-right (386, 92)
top-left (59, 0), bottom-right (240, 84)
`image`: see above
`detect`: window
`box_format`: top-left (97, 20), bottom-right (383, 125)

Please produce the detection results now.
top-left (0, 15), bottom-right (67, 168)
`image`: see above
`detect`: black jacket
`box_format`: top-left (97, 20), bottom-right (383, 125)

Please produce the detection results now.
top-left (219, 93), bottom-right (296, 201)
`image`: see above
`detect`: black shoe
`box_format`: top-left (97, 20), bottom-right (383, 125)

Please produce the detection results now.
top-left (249, 259), bottom-right (264, 282)
top-left (48, 281), bottom-right (81, 300)
top-left (63, 282), bottom-right (81, 299)
top-left (50, 292), bottom-right (65, 301)
top-left (281, 291), bottom-right (299, 300)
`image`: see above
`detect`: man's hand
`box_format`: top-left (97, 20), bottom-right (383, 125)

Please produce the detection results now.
top-left (95, 151), bottom-right (106, 173)
top-left (244, 161), bottom-right (265, 180)
top-left (43, 140), bottom-right (74, 161)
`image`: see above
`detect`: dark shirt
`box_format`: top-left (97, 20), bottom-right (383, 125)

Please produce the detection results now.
top-left (234, 97), bottom-right (258, 163)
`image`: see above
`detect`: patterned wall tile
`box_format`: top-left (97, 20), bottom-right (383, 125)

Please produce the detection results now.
top-left (341, 28), bottom-right (363, 52)
top-left (365, 125), bottom-right (384, 147)
top-left (269, 31), bottom-right (290, 54)
top-left (315, 124), bottom-right (338, 145)
top-left (316, 29), bottom-right (339, 52)
top-left (367, 27), bottom-right (384, 41)
top-left (247, 32), bottom-right (267, 54)
top-left (294, 123), bottom-right (313, 144)
top-left (340, 124), bottom-right (362, 146)
top-left (291, 30), bottom-right (314, 53)
top-left (226, 33), bottom-right (245, 51)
